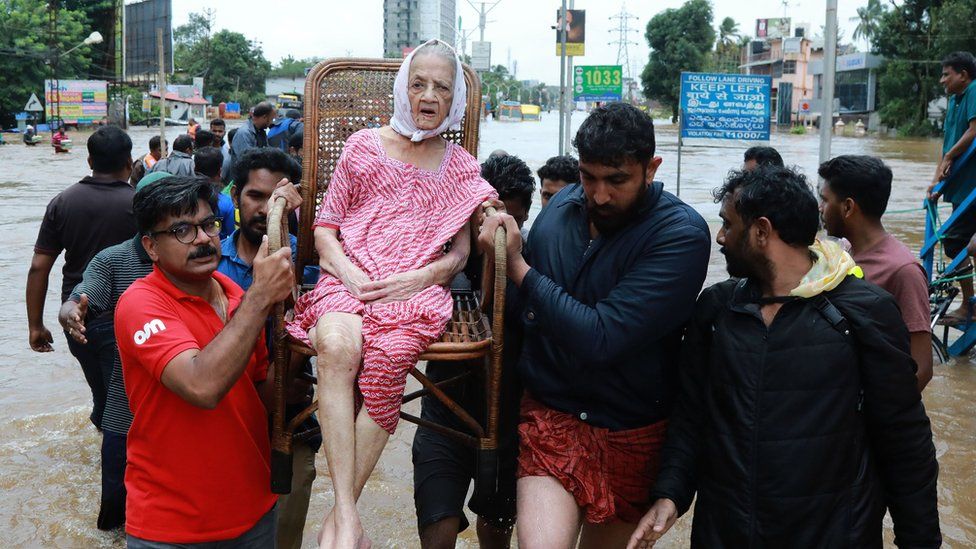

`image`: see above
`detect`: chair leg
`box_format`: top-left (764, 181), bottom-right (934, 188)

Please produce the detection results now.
top-left (271, 316), bottom-right (294, 494)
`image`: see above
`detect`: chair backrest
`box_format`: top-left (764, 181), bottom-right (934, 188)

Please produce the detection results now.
top-left (296, 58), bottom-right (483, 277)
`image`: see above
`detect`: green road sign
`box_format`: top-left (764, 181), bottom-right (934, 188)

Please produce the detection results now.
top-left (573, 65), bottom-right (622, 102)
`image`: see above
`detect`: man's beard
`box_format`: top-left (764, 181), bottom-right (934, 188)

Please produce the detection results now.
top-left (722, 238), bottom-right (772, 282)
top-left (587, 183), bottom-right (647, 236)
top-left (241, 215), bottom-right (267, 245)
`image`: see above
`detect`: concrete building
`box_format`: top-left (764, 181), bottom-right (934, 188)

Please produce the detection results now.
top-left (810, 52), bottom-right (885, 128)
top-left (740, 33), bottom-right (823, 125)
top-left (149, 90), bottom-right (209, 122)
top-left (383, 0), bottom-right (457, 58)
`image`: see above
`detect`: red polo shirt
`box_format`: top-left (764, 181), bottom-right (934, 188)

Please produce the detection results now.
top-left (115, 266), bottom-right (275, 543)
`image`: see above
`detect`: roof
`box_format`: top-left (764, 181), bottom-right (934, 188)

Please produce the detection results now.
top-left (149, 91), bottom-right (210, 105)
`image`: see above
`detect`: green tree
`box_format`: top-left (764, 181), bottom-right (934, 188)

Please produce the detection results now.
top-left (717, 17), bottom-right (740, 48)
top-left (0, 0), bottom-right (94, 127)
top-left (873, 0), bottom-right (976, 134)
top-left (641, 0), bottom-right (716, 121)
top-left (271, 56), bottom-right (323, 78)
top-left (172, 13), bottom-right (271, 107)
top-left (850, 0), bottom-right (883, 50)
top-left (712, 16), bottom-right (742, 74)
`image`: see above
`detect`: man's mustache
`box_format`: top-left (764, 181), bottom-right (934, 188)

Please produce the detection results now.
top-left (188, 245), bottom-right (217, 260)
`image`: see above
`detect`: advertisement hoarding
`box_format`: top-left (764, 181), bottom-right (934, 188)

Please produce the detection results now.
top-left (755, 17), bottom-right (791, 40)
top-left (125, 0), bottom-right (173, 76)
top-left (44, 80), bottom-right (108, 125)
top-left (573, 65), bottom-right (622, 102)
top-left (555, 9), bottom-right (585, 56)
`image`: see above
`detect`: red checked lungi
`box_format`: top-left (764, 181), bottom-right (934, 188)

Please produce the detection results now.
top-left (517, 396), bottom-right (669, 524)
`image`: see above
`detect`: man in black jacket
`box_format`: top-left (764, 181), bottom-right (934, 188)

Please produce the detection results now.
top-left (629, 167), bottom-right (941, 548)
top-left (480, 103), bottom-right (711, 548)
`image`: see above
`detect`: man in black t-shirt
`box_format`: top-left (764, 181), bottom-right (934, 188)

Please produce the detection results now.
top-left (26, 125), bottom-right (136, 433)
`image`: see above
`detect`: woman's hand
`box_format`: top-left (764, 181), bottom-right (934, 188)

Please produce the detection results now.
top-left (358, 268), bottom-right (432, 303)
top-left (337, 263), bottom-right (373, 300)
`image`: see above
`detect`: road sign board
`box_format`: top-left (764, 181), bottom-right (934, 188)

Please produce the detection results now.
top-left (679, 72), bottom-right (772, 140)
top-left (573, 65), bottom-right (622, 102)
top-left (24, 93), bottom-right (43, 112)
top-left (471, 41), bottom-right (491, 71)
top-left (799, 100), bottom-right (811, 114)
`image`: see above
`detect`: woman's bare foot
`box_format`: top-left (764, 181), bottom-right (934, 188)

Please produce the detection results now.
top-left (335, 508), bottom-right (369, 549)
top-left (317, 509), bottom-right (336, 548)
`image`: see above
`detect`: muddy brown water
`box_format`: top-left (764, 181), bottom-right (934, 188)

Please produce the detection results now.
top-left (0, 117), bottom-right (973, 547)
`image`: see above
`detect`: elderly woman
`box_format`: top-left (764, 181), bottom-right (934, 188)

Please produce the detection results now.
top-left (286, 40), bottom-right (497, 547)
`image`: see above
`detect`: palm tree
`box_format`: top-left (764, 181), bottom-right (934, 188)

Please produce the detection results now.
top-left (850, 0), bottom-right (883, 50)
top-left (716, 17), bottom-right (741, 73)
top-left (718, 17), bottom-right (741, 49)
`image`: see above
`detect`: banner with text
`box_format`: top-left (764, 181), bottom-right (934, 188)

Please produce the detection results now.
top-left (574, 65), bottom-right (622, 102)
top-left (555, 9), bottom-right (585, 56)
top-left (679, 72), bottom-right (771, 140)
top-left (44, 79), bottom-right (108, 124)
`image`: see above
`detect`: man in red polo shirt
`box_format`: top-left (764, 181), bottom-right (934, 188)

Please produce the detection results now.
top-left (115, 175), bottom-right (295, 547)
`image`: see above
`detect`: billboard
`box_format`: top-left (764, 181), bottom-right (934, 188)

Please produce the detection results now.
top-left (755, 18), bottom-right (790, 40)
top-left (44, 80), bottom-right (108, 125)
top-left (679, 72), bottom-right (771, 140)
top-left (573, 65), bottom-right (622, 102)
top-left (555, 9), bottom-right (585, 56)
top-left (471, 41), bottom-right (491, 71)
top-left (125, 0), bottom-right (173, 76)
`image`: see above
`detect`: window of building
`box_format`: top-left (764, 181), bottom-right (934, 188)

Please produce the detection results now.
top-left (783, 60), bottom-right (796, 74)
top-left (772, 61), bottom-right (783, 79)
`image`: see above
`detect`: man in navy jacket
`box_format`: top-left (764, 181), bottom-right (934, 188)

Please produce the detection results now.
top-left (480, 103), bottom-right (711, 548)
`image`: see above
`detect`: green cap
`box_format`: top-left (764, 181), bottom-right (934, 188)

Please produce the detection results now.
top-left (136, 171), bottom-right (174, 191)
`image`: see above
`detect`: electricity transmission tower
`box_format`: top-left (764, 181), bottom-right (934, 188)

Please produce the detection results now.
top-left (609, 4), bottom-right (639, 77)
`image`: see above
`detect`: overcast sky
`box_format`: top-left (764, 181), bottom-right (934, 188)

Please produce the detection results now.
top-left (169, 0), bottom-right (867, 85)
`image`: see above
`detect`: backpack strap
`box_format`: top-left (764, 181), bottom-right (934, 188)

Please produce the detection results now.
top-left (812, 293), bottom-right (863, 411)
top-left (811, 294), bottom-right (851, 337)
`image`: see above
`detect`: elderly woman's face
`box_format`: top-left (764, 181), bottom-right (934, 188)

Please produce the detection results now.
top-left (408, 53), bottom-right (455, 131)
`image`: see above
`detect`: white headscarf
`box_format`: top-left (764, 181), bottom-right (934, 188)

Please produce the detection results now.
top-left (390, 39), bottom-right (467, 142)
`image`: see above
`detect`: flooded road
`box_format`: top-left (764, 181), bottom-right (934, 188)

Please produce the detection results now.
top-left (0, 116), bottom-right (973, 547)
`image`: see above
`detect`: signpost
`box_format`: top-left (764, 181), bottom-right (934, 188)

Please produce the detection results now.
top-left (24, 93), bottom-right (44, 112)
top-left (676, 72), bottom-right (773, 196)
top-left (471, 41), bottom-right (491, 71)
top-left (573, 65), bottom-right (622, 102)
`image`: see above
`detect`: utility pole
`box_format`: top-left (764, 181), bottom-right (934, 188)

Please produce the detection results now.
top-left (819, 0), bottom-right (838, 165)
top-left (466, 1), bottom-right (501, 43)
top-left (558, 0), bottom-right (568, 155)
top-left (562, 0), bottom-right (575, 155)
top-left (48, 0), bottom-right (60, 128)
top-left (157, 28), bottom-right (166, 157)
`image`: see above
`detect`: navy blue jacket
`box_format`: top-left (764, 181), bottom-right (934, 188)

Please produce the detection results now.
top-left (518, 182), bottom-right (710, 430)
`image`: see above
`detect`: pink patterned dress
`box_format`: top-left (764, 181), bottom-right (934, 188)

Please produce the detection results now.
top-left (287, 129), bottom-right (497, 434)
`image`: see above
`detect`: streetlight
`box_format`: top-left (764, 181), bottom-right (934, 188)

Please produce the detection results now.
top-left (51, 31), bottom-right (103, 128)
top-left (507, 84), bottom-right (520, 102)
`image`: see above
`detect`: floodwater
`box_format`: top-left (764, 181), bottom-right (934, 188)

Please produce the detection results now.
top-left (0, 115), bottom-right (973, 548)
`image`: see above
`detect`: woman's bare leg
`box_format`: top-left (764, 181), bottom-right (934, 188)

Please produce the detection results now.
top-left (351, 408), bottom-right (392, 499)
top-left (311, 312), bottom-right (364, 548)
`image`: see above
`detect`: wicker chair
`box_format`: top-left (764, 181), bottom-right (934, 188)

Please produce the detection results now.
top-left (266, 58), bottom-right (507, 498)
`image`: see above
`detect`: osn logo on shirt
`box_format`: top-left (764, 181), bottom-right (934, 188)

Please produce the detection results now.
top-left (133, 319), bottom-right (166, 345)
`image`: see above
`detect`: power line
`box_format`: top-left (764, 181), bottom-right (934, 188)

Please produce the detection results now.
top-left (608, 3), bottom-right (639, 80)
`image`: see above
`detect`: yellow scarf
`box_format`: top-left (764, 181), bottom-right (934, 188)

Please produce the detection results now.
top-left (790, 238), bottom-right (863, 298)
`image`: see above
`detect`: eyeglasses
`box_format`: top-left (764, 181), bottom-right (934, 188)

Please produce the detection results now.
top-left (150, 217), bottom-right (221, 244)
